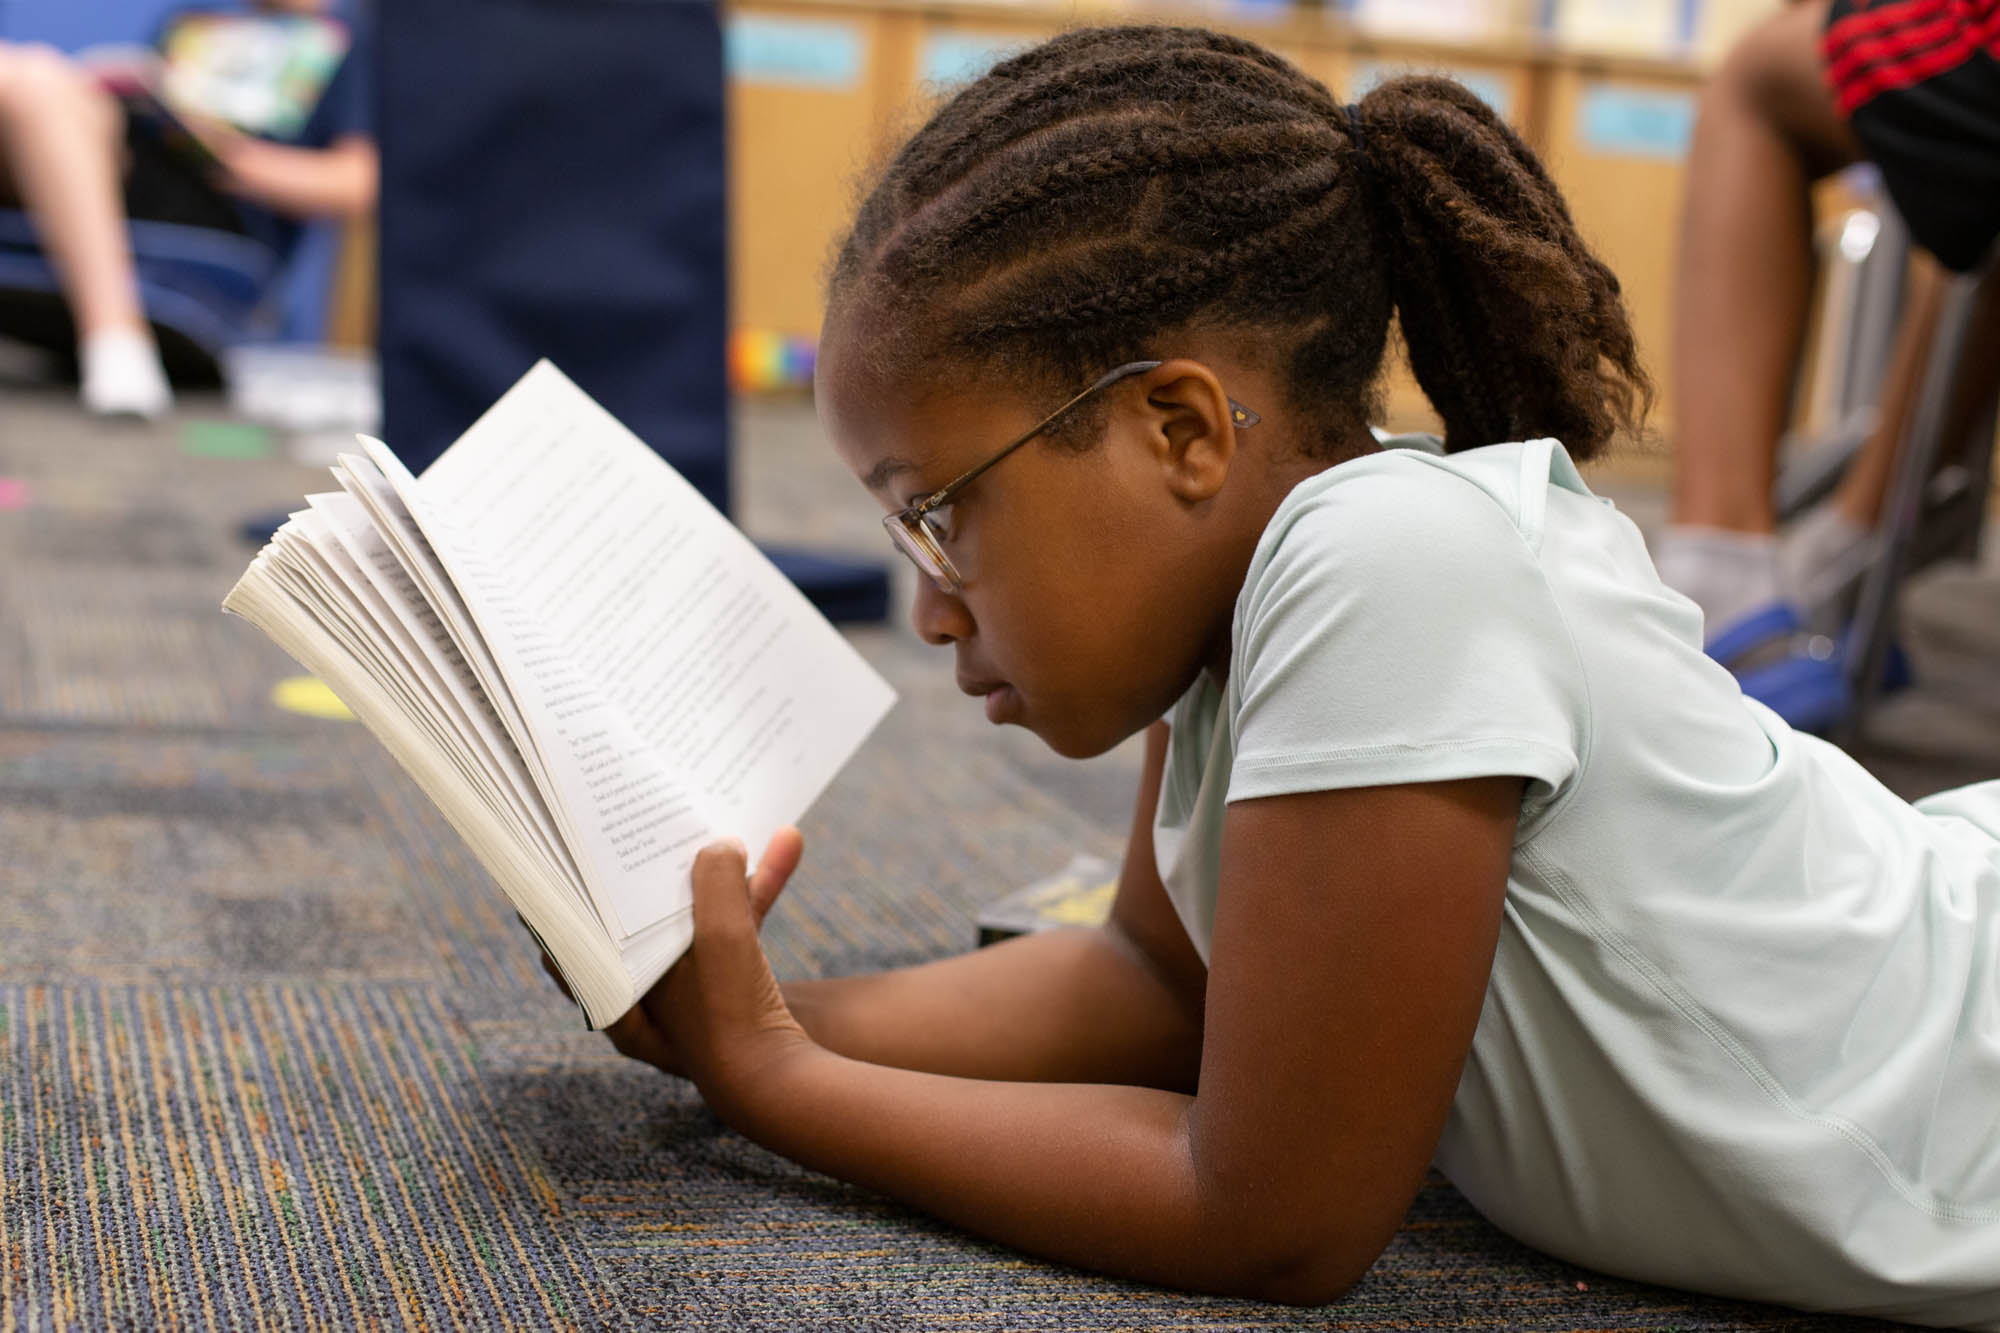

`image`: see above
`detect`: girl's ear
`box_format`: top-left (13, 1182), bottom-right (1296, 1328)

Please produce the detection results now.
top-left (1139, 360), bottom-right (1237, 504)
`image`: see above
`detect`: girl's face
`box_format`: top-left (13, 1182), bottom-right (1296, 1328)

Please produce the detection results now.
top-left (817, 324), bottom-right (1287, 759)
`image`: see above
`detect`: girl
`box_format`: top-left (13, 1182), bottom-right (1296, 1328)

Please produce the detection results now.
top-left (596, 26), bottom-right (2000, 1327)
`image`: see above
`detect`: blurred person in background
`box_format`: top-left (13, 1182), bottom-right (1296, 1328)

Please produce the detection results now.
top-left (0, 0), bottom-right (374, 419)
top-left (1656, 0), bottom-right (2000, 657)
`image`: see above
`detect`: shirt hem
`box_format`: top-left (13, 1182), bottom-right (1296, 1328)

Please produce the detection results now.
top-left (1227, 737), bottom-right (1576, 806)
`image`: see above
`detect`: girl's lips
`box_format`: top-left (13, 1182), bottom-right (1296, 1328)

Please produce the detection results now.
top-left (957, 673), bottom-right (1018, 723)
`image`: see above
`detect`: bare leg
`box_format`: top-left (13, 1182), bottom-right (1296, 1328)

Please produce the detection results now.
top-left (1670, 0), bottom-right (1867, 533)
top-left (0, 42), bottom-right (148, 337)
top-left (0, 42), bottom-right (172, 415)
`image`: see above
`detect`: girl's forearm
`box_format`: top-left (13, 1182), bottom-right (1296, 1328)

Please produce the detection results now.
top-left (740, 1045), bottom-right (1264, 1296)
top-left (783, 1053), bottom-right (1204, 1281)
top-left (781, 925), bottom-right (1202, 1091)
top-left (217, 135), bottom-right (376, 220)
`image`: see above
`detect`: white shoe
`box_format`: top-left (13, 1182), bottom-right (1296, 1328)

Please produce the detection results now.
top-left (1652, 523), bottom-right (1784, 634)
top-left (1779, 504), bottom-right (1875, 636)
top-left (80, 328), bottom-right (173, 420)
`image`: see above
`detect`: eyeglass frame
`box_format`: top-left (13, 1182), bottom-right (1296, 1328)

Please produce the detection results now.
top-left (882, 359), bottom-right (1262, 594)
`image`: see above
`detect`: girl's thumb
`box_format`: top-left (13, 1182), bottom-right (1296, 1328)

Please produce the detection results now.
top-left (691, 838), bottom-right (756, 945)
top-left (748, 826), bottom-right (805, 923)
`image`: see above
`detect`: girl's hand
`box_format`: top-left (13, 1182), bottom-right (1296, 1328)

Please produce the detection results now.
top-left (558, 827), bottom-right (805, 1081)
top-left (639, 832), bottom-right (815, 1115)
top-left (172, 107), bottom-right (252, 181)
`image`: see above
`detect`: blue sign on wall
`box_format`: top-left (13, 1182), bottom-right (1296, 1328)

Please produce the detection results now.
top-left (920, 31), bottom-right (1031, 88)
top-left (1578, 83), bottom-right (1696, 160)
top-left (727, 15), bottom-right (864, 91)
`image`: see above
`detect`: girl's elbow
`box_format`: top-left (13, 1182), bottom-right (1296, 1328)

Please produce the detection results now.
top-left (336, 169), bottom-right (378, 221)
top-left (332, 140), bottom-right (379, 220)
top-left (1231, 1249), bottom-right (1370, 1308)
top-left (1203, 1225), bottom-right (1384, 1307)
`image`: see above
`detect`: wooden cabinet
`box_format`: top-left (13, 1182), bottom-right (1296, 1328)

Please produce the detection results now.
top-left (723, 0), bottom-right (1715, 443)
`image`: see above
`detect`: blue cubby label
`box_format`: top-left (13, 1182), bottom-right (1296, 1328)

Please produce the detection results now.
top-left (727, 15), bottom-right (864, 90)
top-left (921, 31), bottom-right (1031, 88)
top-left (1578, 83), bottom-right (1695, 159)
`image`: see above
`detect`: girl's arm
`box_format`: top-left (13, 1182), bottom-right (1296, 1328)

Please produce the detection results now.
top-left (782, 720), bottom-right (1207, 1090)
top-left (657, 773), bottom-right (1519, 1304)
top-left (208, 131), bottom-right (377, 221)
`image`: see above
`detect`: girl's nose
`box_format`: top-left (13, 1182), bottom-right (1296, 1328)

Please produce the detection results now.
top-left (909, 575), bottom-right (972, 646)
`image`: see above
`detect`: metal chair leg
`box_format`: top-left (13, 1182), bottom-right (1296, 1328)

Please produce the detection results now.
top-left (1835, 262), bottom-right (1996, 745)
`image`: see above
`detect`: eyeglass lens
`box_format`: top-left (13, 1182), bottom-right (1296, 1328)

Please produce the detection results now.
top-left (884, 514), bottom-right (956, 592)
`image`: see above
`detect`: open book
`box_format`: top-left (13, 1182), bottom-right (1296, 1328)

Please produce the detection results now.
top-left (224, 361), bottom-right (896, 1027)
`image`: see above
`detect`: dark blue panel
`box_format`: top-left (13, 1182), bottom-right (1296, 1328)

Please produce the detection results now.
top-left (376, 0), bottom-right (730, 512)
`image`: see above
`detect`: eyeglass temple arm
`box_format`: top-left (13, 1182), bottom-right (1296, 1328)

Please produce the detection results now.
top-left (912, 361), bottom-right (1167, 514)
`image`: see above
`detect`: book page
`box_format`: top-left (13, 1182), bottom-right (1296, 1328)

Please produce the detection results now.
top-left (301, 492), bottom-right (582, 901)
top-left (223, 546), bottom-right (636, 1025)
top-left (264, 514), bottom-right (562, 887)
top-left (354, 446), bottom-right (714, 942)
top-left (331, 456), bottom-right (552, 798)
top-left (329, 450), bottom-right (707, 944)
top-left (361, 362), bottom-right (894, 948)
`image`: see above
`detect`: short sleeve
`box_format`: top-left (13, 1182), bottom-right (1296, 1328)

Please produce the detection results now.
top-left (293, 23), bottom-right (373, 147)
top-left (1227, 459), bottom-right (1586, 823)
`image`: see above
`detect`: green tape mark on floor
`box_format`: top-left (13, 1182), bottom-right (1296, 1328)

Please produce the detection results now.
top-left (180, 421), bottom-right (275, 460)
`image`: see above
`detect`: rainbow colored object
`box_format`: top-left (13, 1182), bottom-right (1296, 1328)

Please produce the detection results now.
top-left (729, 328), bottom-right (818, 392)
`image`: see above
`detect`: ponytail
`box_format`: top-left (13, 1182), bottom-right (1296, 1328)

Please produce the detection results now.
top-left (1351, 78), bottom-right (1652, 456)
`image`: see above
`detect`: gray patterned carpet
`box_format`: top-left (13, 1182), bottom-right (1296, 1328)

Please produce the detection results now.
top-left (4, 369), bottom-right (1994, 1330)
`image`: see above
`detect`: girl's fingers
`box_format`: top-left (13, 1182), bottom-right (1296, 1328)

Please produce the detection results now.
top-left (604, 1004), bottom-right (678, 1071)
top-left (747, 826), bottom-right (805, 925)
top-left (680, 839), bottom-right (801, 1078)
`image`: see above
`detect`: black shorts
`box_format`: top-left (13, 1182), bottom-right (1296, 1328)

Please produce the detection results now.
top-left (1824, 0), bottom-right (2000, 271)
top-left (120, 108), bottom-right (249, 236)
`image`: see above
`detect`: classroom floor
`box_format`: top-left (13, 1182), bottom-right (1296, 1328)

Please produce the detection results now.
top-left (2, 364), bottom-right (1991, 1330)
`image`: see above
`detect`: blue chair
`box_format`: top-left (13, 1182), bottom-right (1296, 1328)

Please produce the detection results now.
top-left (0, 211), bottom-right (320, 377)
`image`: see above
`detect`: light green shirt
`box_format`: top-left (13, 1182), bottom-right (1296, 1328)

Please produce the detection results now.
top-left (1154, 436), bottom-right (2000, 1328)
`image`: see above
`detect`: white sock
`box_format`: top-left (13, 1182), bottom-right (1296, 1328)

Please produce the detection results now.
top-left (1780, 504), bottom-right (1874, 633)
top-left (79, 328), bottom-right (172, 420)
top-left (1652, 524), bottom-right (1785, 634)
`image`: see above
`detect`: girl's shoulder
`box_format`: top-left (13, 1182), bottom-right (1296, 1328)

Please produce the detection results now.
top-left (1217, 435), bottom-right (1594, 831)
top-left (1255, 437), bottom-right (1591, 591)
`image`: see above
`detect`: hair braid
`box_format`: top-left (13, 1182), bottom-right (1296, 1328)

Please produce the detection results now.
top-left (1353, 78), bottom-right (1652, 451)
top-left (896, 120), bottom-right (1338, 283)
top-left (829, 26), bottom-right (1650, 459)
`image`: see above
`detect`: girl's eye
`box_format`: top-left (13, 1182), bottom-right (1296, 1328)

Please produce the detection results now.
top-left (921, 504), bottom-right (957, 543)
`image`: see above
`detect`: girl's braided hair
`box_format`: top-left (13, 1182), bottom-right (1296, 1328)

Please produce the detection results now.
top-left (828, 25), bottom-right (1651, 459)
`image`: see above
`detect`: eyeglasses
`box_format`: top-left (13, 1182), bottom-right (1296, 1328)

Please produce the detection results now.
top-left (882, 359), bottom-right (1261, 594)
